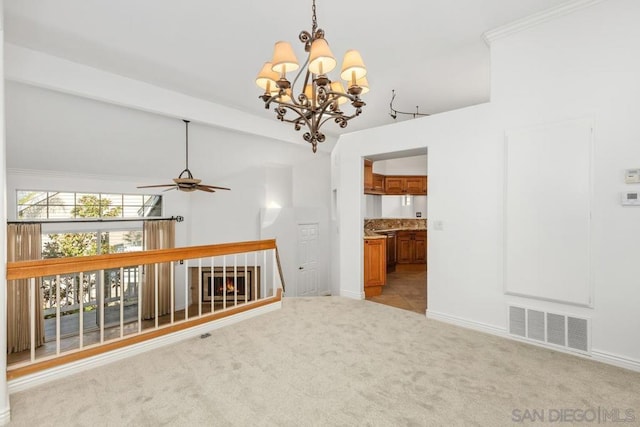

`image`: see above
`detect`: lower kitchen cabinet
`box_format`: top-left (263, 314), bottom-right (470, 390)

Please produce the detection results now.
top-left (364, 238), bottom-right (386, 296)
top-left (396, 230), bottom-right (427, 264)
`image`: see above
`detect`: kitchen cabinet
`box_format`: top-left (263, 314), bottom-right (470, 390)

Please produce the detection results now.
top-left (385, 231), bottom-right (396, 272)
top-left (372, 173), bottom-right (385, 193)
top-left (397, 230), bottom-right (427, 264)
top-left (364, 160), bottom-right (373, 192)
top-left (384, 176), bottom-right (427, 195)
top-left (364, 159), bottom-right (385, 195)
top-left (364, 238), bottom-right (386, 296)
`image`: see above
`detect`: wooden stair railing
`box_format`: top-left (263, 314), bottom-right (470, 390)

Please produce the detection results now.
top-left (6, 239), bottom-right (284, 380)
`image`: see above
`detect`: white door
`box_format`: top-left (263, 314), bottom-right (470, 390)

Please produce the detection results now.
top-left (297, 223), bottom-right (319, 297)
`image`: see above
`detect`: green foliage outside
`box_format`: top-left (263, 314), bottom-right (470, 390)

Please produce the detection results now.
top-left (42, 195), bottom-right (122, 258)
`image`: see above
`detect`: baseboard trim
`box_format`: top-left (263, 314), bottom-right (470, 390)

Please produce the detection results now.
top-left (426, 309), bottom-right (507, 337)
top-left (340, 289), bottom-right (365, 300)
top-left (591, 350), bottom-right (640, 373)
top-left (0, 407), bottom-right (10, 426)
top-left (427, 310), bottom-right (640, 373)
top-left (8, 301), bottom-right (281, 393)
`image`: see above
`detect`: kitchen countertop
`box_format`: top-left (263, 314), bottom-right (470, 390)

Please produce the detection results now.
top-left (364, 227), bottom-right (427, 239)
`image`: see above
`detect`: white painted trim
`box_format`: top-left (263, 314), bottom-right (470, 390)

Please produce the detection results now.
top-left (0, 408), bottom-right (10, 427)
top-left (8, 301), bottom-right (281, 393)
top-left (426, 310), bottom-right (507, 336)
top-left (591, 350), bottom-right (640, 373)
top-left (483, 0), bottom-right (605, 45)
top-left (340, 289), bottom-right (365, 300)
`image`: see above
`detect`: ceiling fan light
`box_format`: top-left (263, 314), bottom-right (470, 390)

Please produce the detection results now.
top-left (271, 41), bottom-right (299, 75)
top-left (308, 38), bottom-right (337, 75)
top-left (340, 49), bottom-right (367, 83)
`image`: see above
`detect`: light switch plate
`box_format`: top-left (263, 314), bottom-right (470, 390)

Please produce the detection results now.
top-left (625, 169), bottom-right (640, 184)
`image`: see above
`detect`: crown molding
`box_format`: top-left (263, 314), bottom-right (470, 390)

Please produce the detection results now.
top-left (483, 0), bottom-right (606, 45)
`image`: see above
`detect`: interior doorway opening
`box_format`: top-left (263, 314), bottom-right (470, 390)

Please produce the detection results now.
top-left (362, 146), bottom-right (428, 315)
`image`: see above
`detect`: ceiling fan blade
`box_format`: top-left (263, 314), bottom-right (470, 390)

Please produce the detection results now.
top-left (137, 184), bottom-right (177, 188)
top-left (195, 186), bottom-right (216, 193)
top-left (196, 184), bottom-right (231, 191)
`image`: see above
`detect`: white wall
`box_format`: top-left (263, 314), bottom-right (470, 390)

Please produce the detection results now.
top-left (4, 83), bottom-right (333, 305)
top-left (380, 195), bottom-right (427, 219)
top-left (0, 1), bottom-right (11, 422)
top-left (372, 155), bottom-right (428, 175)
top-left (333, 0), bottom-right (640, 368)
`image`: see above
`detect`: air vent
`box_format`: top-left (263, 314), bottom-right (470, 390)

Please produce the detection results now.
top-left (509, 306), bottom-right (526, 337)
top-left (508, 306), bottom-right (590, 354)
top-left (527, 310), bottom-right (545, 341)
top-left (567, 316), bottom-right (589, 352)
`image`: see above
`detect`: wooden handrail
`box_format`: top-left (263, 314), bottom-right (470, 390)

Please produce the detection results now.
top-left (7, 239), bottom-right (276, 280)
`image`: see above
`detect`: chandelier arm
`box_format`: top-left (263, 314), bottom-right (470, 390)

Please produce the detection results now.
top-left (273, 103), bottom-right (314, 130)
top-left (290, 57), bottom-right (311, 105)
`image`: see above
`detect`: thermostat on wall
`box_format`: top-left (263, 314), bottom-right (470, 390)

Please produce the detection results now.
top-left (625, 169), bottom-right (640, 184)
top-left (621, 191), bottom-right (640, 206)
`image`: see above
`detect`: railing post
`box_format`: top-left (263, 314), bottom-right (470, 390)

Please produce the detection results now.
top-left (272, 250), bottom-right (277, 297)
top-left (56, 275), bottom-right (61, 355)
top-left (79, 272), bottom-right (84, 348)
top-left (119, 267), bottom-right (124, 339)
top-left (30, 278), bottom-right (36, 362)
top-left (99, 270), bottom-right (105, 344)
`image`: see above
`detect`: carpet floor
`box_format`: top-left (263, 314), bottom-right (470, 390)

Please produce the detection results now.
top-left (8, 297), bottom-right (640, 426)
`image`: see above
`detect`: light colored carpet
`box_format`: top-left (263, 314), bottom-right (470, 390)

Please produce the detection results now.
top-left (8, 297), bottom-right (640, 426)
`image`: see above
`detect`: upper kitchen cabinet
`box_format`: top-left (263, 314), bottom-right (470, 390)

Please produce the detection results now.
top-left (364, 159), bottom-right (385, 195)
top-left (384, 176), bottom-right (427, 195)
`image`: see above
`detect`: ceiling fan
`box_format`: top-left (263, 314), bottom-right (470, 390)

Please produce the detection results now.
top-left (137, 120), bottom-right (231, 193)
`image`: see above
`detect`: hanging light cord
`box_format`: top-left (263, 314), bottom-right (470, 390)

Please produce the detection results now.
top-left (389, 89), bottom-right (431, 119)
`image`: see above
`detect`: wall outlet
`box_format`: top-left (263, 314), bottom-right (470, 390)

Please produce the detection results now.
top-left (416, 212), bottom-right (422, 218)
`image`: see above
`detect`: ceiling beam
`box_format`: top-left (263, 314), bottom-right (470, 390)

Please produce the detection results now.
top-left (4, 43), bottom-right (336, 152)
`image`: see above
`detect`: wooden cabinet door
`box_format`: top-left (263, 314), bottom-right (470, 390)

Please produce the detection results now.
top-left (423, 176), bottom-right (428, 195)
top-left (396, 233), bottom-right (413, 264)
top-left (413, 231), bottom-right (427, 264)
top-left (363, 160), bottom-right (373, 192)
top-left (405, 177), bottom-right (424, 194)
top-left (385, 177), bottom-right (405, 194)
top-left (372, 174), bottom-right (385, 193)
top-left (364, 239), bottom-right (386, 286)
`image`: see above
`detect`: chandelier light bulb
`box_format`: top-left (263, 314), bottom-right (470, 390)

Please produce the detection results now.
top-left (340, 49), bottom-right (367, 84)
top-left (271, 41), bottom-right (299, 75)
top-left (308, 38), bottom-right (337, 75)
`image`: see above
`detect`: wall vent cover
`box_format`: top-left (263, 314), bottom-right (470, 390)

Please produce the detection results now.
top-left (508, 306), bottom-right (590, 354)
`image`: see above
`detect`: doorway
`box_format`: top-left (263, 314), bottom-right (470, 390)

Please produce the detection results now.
top-left (297, 223), bottom-right (319, 297)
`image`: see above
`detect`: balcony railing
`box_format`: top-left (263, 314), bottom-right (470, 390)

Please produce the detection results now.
top-left (6, 239), bottom-right (284, 379)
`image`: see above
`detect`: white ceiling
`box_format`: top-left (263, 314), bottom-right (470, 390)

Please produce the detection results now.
top-left (4, 0), bottom-right (570, 138)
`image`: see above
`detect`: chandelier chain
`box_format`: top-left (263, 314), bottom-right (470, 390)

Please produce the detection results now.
top-left (311, 0), bottom-right (317, 34)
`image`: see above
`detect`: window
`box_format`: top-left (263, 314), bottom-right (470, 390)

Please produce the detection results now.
top-left (17, 191), bottom-right (162, 220)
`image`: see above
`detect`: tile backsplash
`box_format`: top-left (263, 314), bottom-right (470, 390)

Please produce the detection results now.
top-left (364, 218), bottom-right (427, 230)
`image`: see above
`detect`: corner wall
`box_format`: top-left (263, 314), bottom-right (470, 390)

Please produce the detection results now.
top-left (332, 0), bottom-right (640, 369)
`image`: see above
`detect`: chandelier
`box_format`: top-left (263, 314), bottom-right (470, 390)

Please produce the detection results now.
top-left (256, 0), bottom-right (368, 153)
